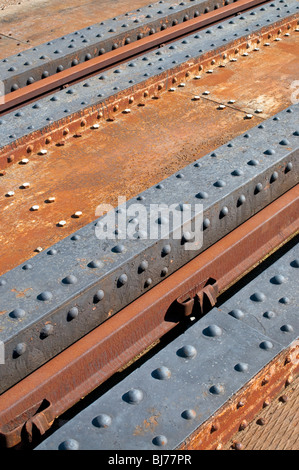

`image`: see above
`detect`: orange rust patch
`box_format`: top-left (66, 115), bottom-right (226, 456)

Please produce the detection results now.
top-left (133, 411), bottom-right (161, 436)
top-left (11, 287), bottom-right (32, 298)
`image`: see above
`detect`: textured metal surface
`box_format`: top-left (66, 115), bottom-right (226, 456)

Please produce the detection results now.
top-left (1, 0), bottom-right (298, 153)
top-left (35, 240), bottom-right (299, 450)
top-left (0, 187), bottom-right (297, 448)
top-left (0, 0), bottom-right (231, 94)
top-left (0, 104), bottom-right (298, 394)
top-left (1, 31), bottom-right (298, 277)
top-left (223, 375), bottom-right (299, 450)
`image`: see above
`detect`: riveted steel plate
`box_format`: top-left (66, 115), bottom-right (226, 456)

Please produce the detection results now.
top-left (0, 0), bottom-right (233, 94)
top-left (35, 241), bottom-right (299, 450)
top-left (0, 104), bottom-right (298, 394)
top-left (219, 248), bottom-right (299, 345)
top-left (1, 0), bottom-right (298, 150)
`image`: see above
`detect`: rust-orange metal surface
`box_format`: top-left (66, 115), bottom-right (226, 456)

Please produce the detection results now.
top-left (0, 32), bottom-right (298, 276)
top-left (178, 341), bottom-right (299, 450)
top-left (223, 375), bottom-right (299, 450)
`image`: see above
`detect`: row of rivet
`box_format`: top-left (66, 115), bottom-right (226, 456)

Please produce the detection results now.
top-left (54, 325), bottom-right (289, 450)
top-left (1, 14), bottom-right (297, 159)
top-left (10, 257), bottom-right (297, 358)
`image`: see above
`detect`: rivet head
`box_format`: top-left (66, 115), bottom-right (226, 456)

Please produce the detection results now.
top-left (40, 324), bottom-right (54, 338)
top-left (259, 340), bottom-right (273, 350)
top-left (88, 260), bottom-right (103, 269)
top-left (214, 179), bottom-right (226, 188)
top-left (177, 345), bottom-right (197, 359)
top-left (118, 274), bottom-right (128, 286)
top-left (234, 363), bottom-right (249, 372)
top-left (123, 388), bottom-right (144, 404)
top-left (59, 439), bottom-right (80, 450)
top-left (211, 421), bottom-right (220, 432)
top-left (13, 343), bottom-right (27, 357)
top-left (10, 308), bottom-right (26, 319)
top-left (67, 307), bottom-right (79, 321)
top-left (250, 291), bottom-right (266, 302)
top-left (62, 275), bottom-right (78, 285)
top-left (38, 291), bottom-right (53, 301)
top-left (152, 366), bottom-right (171, 380)
top-left (92, 414), bottom-right (112, 428)
top-left (181, 409), bottom-right (196, 420)
top-left (210, 384), bottom-right (225, 395)
top-left (257, 418), bottom-right (267, 426)
top-left (263, 310), bottom-right (276, 319)
top-left (161, 245), bottom-right (171, 256)
top-left (280, 324), bottom-right (293, 333)
top-left (152, 435), bottom-right (167, 447)
top-left (270, 274), bottom-right (286, 284)
top-left (290, 259), bottom-right (299, 268)
top-left (254, 183), bottom-right (263, 194)
top-left (196, 191), bottom-right (208, 199)
top-left (203, 324), bottom-right (222, 337)
top-left (112, 244), bottom-right (125, 253)
top-left (138, 260), bottom-right (148, 272)
top-left (229, 309), bottom-right (244, 319)
top-left (94, 290), bottom-right (104, 302)
top-left (264, 149), bottom-right (276, 155)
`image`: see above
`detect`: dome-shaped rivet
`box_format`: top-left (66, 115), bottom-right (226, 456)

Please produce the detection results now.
top-left (118, 274), bottom-right (128, 286)
top-left (58, 439), bottom-right (79, 450)
top-left (123, 388), bottom-right (144, 404)
top-left (94, 290), bottom-right (104, 302)
top-left (13, 343), bottom-right (27, 357)
top-left (210, 384), bottom-right (225, 395)
top-left (138, 260), bottom-right (148, 272)
top-left (263, 310), bottom-right (276, 319)
top-left (259, 341), bottom-right (273, 350)
top-left (214, 179), bottom-right (226, 188)
top-left (67, 307), bottom-right (79, 321)
top-left (250, 291), bottom-right (266, 302)
top-left (270, 274), bottom-right (286, 284)
top-left (152, 435), bottom-right (167, 446)
top-left (280, 324), bottom-right (293, 333)
top-left (279, 296), bottom-right (290, 304)
top-left (203, 324), bottom-right (222, 337)
top-left (234, 363), bottom-right (249, 372)
top-left (112, 244), bottom-right (125, 253)
top-left (229, 309), bottom-right (245, 319)
top-left (177, 345), bottom-right (197, 358)
top-left (10, 308), bottom-right (26, 319)
top-left (92, 414), bottom-right (112, 428)
top-left (40, 324), bottom-right (54, 338)
top-left (290, 259), bottom-right (299, 268)
top-left (88, 260), bottom-right (103, 269)
top-left (62, 275), bottom-right (78, 285)
top-left (38, 291), bottom-right (53, 301)
top-left (152, 366), bottom-right (171, 380)
top-left (161, 245), bottom-right (171, 256)
top-left (181, 409), bottom-right (196, 420)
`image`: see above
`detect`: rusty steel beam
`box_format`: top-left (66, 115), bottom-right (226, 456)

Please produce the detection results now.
top-left (0, 0), bottom-right (270, 116)
top-left (0, 186), bottom-right (297, 449)
top-left (178, 340), bottom-right (299, 450)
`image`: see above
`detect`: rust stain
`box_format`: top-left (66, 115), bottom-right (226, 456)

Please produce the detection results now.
top-left (133, 411), bottom-right (161, 436)
top-left (11, 287), bottom-right (32, 298)
top-left (0, 310), bottom-right (7, 316)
